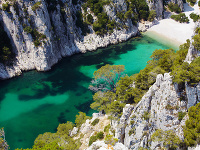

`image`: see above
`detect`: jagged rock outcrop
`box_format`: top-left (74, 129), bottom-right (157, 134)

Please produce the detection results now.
top-left (73, 113), bottom-right (111, 149)
top-left (146, 0), bottom-right (184, 20)
top-left (112, 104), bottom-right (134, 143)
top-left (190, 145), bottom-right (200, 150)
top-left (0, 0), bottom-right (138, 79)
top-left (87, 141), bottom-right (128, 150)
top-left (185, 22), bottom-right (200, 63)
top-left (184, 21), bottom-right (200, 108)
top-left (115, 73), bottom-right (188, 149)
top-left (185, 82), bottom-right (200, 108)
top-left (83, 72), bottom-right (199, 149)
top-left (146, 0), bottom-right (164, 19)
top-left (167, 0), bottom-right (184, 11)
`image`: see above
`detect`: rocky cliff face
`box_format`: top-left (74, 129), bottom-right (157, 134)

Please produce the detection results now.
top-left (112, 73), bottom-right (187, 149)
top-left (84, 72), bottom-right (196, 149)
top-left (146, 0), bottom-right (164, 19)
top-left (184, 22), bottom-right (200, 109)
top-left (168, 0), bottom-right (184, 11)
top-left (0, 0), bottom-right (138, 79)
top-left (78, 72), bottom-right (200, 149)
top-left (185, 22), bottom-right (200, 63)
top-left (146, 0), bottom-right (184, 20)
top-left (0, 0), bottom-right (186, 79)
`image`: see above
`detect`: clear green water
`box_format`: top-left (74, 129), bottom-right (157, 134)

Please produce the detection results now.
top-left (0, 35), bottom-right (176, 150)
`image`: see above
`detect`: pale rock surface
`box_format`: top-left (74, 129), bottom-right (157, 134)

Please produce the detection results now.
top-left (185, 21), bottom-right (200, 63)
top-left (87, 141), bottom-right (128, 150)
top-left (146, 0), bottom-right (164, 19)
top-left (167, 0), bottom-right (184, 11)
top-left (121, 73), bottom-right (187, 149)
top-left (189, 145), bottom-right (200, 150)
top-left (112, 104), bottom-right (134, 143)
top-left (146, 0), bottom-right (183, 20)
top-left (0, 0), bottom-right (138, 79)
top-left (74, 113), bottom-right (110, 150)
top-left (70, 127), bottom-right (78, 137)
top-left (185, 82), bottom-right (200, 108)
top-left (184, 21), bottom-right (200, 108)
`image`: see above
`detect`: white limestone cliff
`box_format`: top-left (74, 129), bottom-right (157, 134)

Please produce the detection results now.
top-left (0, 0), bottom-right (138, 79)
top-left (146, 0), bottom-right (164, 19)
top-left (118, 73), bottom-right (187, 149)
top-left (83, 72), bottom-right (197, 149)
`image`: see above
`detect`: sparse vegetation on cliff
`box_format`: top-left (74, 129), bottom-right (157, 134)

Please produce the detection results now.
top-left (3, 0), bottom-right (200, 148)
top-left (184, 102), bottom-right (200, 147)
top-left (0, 24), bottom-right (15, 64)
top-left (23, 24), bottom-right (47, 47)
top-left (32, 1), bottom-right (42, 12)
top-left (171, 30), bottom-right (200, 86)
top-left (0, 128), bottom-right (9, 150)
top-left (168, 2), bottom-right (181, 13)
top-left (151, 129), bottom-right (181, 149)
top-left (187, 0), bottom-right (196, 6)
top-left (15, 112), bottom-right (90, 150)
top-left (2, 2), bottom-right (11, 13)
top-left (148, 10), bottom-right (157, 22)
top-left (171, 13), bottom-right (189, 23)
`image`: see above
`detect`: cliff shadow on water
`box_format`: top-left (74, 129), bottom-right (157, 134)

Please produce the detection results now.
top-left (0, 35), bottom-right (172, 149)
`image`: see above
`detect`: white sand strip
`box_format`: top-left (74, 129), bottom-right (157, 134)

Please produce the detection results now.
top-left (145, 2), bottom-right (200, 47)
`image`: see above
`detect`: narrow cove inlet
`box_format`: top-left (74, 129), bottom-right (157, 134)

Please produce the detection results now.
top-left (0, 35), bottom-right (177, 149)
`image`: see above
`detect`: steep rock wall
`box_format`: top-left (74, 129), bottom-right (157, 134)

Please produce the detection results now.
top-left (185, 22), bottom-right (200, 63)
top-left (113, 73), bottom-right (188, 149)
top-left (146, 0), bottom-right (184, 20)
top-left (0, 0), bottom-right (138, 79)
top-left (146, 0), bottom-right (164, 19)
top-left (83, 72), bottom-right (199, 149)
top-left (167, 0), bottom-right (184, 11)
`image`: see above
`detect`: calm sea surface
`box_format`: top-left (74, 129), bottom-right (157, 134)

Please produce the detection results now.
top-left (0, 35), bottom-right (177, 149)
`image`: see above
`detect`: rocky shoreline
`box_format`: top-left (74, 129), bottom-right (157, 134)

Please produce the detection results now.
top-left (0, 27), bottom-right (138, 80)
top-left (0, 0), bottom-right (185, 80)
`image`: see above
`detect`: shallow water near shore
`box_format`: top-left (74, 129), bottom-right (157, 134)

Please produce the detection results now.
top-left (0, 35), bottom-right (176, 149)
top-left (144, 31), bottom-right (180, 50)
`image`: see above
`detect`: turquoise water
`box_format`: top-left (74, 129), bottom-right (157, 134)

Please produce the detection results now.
top-left (0, 35), bottom-right (176, 149)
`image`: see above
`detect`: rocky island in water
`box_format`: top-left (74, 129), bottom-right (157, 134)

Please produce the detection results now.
top-left (1, 0), bottom-right (200, 149)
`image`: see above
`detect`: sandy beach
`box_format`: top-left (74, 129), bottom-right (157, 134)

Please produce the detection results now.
top-left (145, 2), bottom-right (200, 48)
